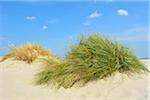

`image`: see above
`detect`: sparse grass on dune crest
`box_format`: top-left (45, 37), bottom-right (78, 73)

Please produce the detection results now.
top-left (0, 43), bottom-right (59, 63)
top-left (35, 34), bottom-right (149, 88)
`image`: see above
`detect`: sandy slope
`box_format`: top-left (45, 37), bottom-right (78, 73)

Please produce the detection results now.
top-left (0, 59), bottom-right (150, 100)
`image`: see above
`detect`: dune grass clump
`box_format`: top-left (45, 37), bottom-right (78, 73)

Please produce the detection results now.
top-left (36, 34), bottom-right (149, 88)
top-left (0, 43), bottom-right (57, 63)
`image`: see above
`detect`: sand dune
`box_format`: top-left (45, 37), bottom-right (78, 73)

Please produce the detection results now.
top-left (0, 59), bottom-right (150, 100)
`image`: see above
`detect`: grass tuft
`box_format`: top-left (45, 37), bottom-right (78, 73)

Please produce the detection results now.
top-left (0, 43), bottom-right (58, 63)
top-left (35, 34), bottom-right (149, 88)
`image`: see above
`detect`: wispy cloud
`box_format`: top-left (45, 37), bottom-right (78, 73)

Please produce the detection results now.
top-left (108, 0), bottom-right (113, 2)
top-left (88, 11), bottom-right (102, 19)
top-left (117, 9), bottom-right (128, 16)
top-left (26, 16), bottom-right (37, 20)
top-left (106, 0), bottom-right (113, 2)
top-left (47, 19), bottom-right (58, 24)
top-left (0, 35), bottom-right (6, 41)
top-left (42, 25), bottom-right (48, 30)
top-left (83, 11), bottom-right (102, 26)
top-left (83, 20), bottom-right (91, 26)
top-left (128, 26), bottom-right (148, 33)
top-left (111, 26), bottom-right (149, 41)
top-left (116, 34), bottom-right (148, 41)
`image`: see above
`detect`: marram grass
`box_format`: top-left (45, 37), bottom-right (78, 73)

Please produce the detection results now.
top-left (35, 34), bottom-right (149, 88)
top-left (0, 43), bottom-right (58, 63)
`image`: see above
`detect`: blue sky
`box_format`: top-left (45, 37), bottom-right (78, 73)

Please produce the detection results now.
top-left (0, 0), bottom-right (149, 58)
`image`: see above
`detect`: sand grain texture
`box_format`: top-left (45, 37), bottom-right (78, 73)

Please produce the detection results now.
top-left (0, 59), bottom-right (150, 100)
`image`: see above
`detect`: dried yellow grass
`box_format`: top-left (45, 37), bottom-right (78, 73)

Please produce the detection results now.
top-left (0, 43), bottom-right (59, 63)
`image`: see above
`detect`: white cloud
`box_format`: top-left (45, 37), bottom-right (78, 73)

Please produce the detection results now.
top-left (26, 16), bottom-right (36, 20)
top-left (117, 9), bottom-right (128, 16)
top-left (42, 25), bottom-right (48, 30)
top-left (83, 11), bottom-right (102, 26)
top-left (88, 11), bottom-right (102, 19)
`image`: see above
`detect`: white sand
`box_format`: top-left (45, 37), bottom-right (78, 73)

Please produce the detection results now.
top-left (0, 59), bottom-right (150, 100)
